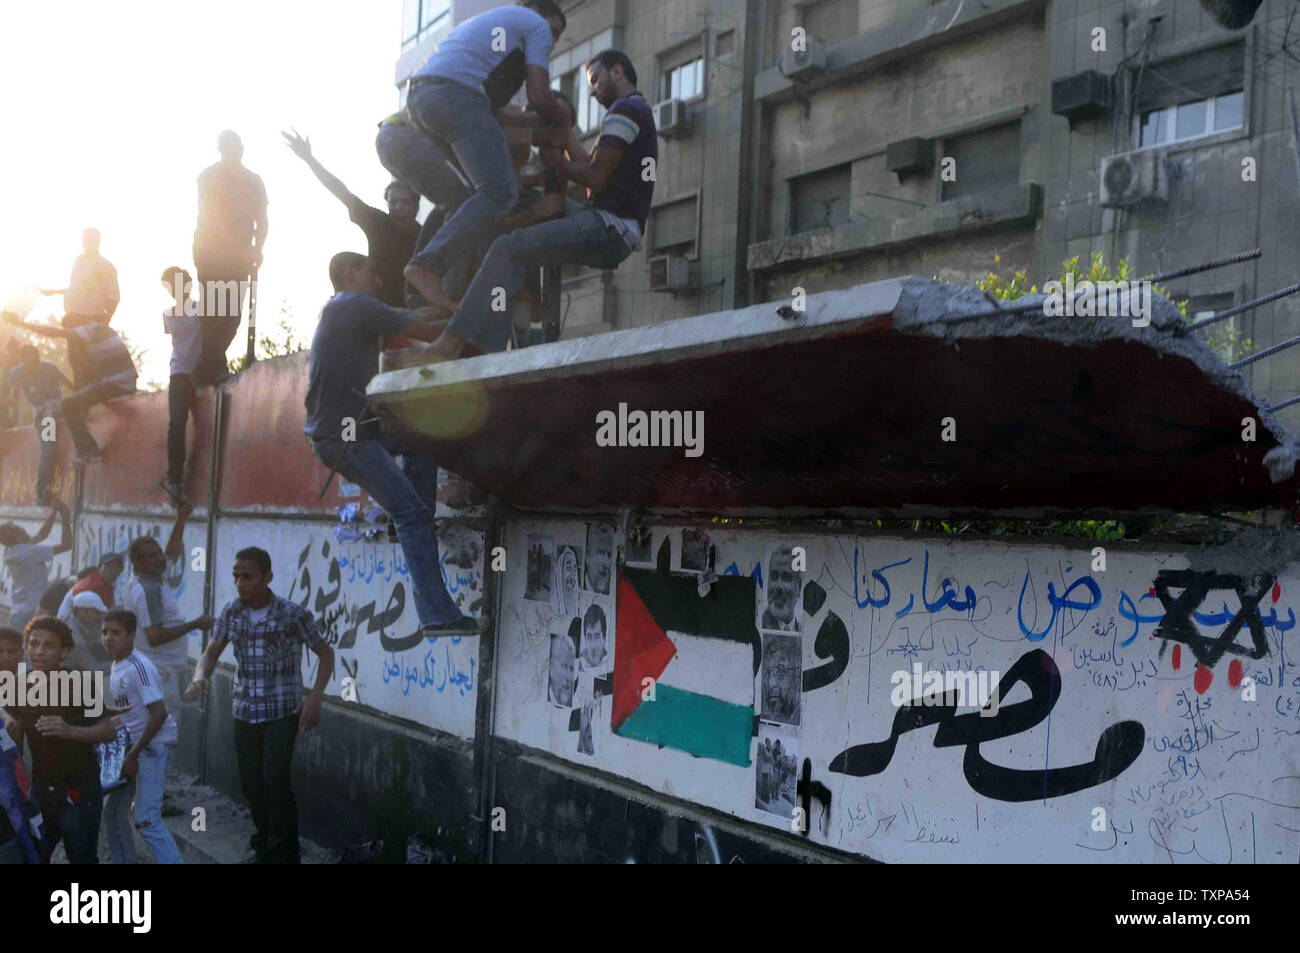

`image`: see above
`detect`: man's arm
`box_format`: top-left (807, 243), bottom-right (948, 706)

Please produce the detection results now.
top-left (1, 314), bottom-right (72, 340)
top-left (164, 499), bottom-right (191, 561)
top-left (48, 502), bottom-right (71, 557)
top-left (252, 178), bottom-right (269, 268)
top-left (282, 129), bottom-right (360, 209)
top-left (143, 613), bottom-right (213, 648)
top-left (524, 66), bottom-right (568, 126)
top-left (103, 264), bottom-right (120, 320)
top-left (35, 714), bottom-right (116, 744)
top-left (297, 642), bottom-right (334, 732)
top-left (185, 636), bottom-right (229, 701)
top-left (542, 142), bottom-right (626, 194)
top-left (126, 700), bottom-right (168, 758)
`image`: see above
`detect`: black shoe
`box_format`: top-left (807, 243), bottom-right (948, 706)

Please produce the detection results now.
top-left (420, 616), bottom-right (481, 636)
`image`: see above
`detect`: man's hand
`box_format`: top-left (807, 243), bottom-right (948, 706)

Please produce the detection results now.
top-left (281, 128), bottom-right (313, 162)
top-left (35, 715), bottom-right (71, 738)
top-left (537, 123), bottom-right (569, 148)
top-left (297, 691), bottom-right (323, 732)
top-left (121, 751), bottom-right (139, 782)
top-left (177, 497), bottom-right (194, 518)
top-left (184, 677), bottom-right (208, 702)
top-left (192, 614), bottom-right (215, 632)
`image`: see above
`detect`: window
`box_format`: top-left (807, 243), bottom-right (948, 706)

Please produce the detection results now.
top-left (940, 122), bottom-right (1021, 201)
top-left (716, 30), bottom-right (737, 58)
top-left (789, 163), bottom-right (851, 234)
top-left (801, 0), bottom-right (859, 40)
top-left (651, 195), bottom-right (700, 258)
top-left (1136, 91), bottom-right (1243, 147)
top-left (1133, 43), bottom-right (1245, 148)
top-left (403, 0), bottom-right (450, 50)
top-left (663, 57), bottom-right (705, 102)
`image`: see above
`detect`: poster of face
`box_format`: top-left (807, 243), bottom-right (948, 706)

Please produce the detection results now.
top-left (577, 696), bottom-right (599, 757)
top-left (760, 545), bottom-right (802, 632)
top-left (681, 528), bottom-right (711, 572)
top-left (554, 543), bottom-right (583, 617)
top-left (755, 722), bottom-right (798, 817)
top-left (547, 629), bottom-right (577, 708)
top-left (584, 522), bottom-right (614, 594)
top-left (525, 535), bottom-right (555, 603)
top-left (760, 632), bottom-right (802, 726)
top-left (579, 600), bottom-right (610, 674)
top-left (623, 510), bottom-right (653, 565)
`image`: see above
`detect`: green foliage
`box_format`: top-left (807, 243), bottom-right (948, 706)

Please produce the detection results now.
top-left (228, 306), bottom-right (303, 374)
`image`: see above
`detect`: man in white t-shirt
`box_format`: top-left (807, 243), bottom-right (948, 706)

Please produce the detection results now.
top-left (123, 500), bottom-right (213, 728)
top-left (0, 502), bottom-right (71, 632)
top-left (160, 266), bottom-right (203, 506)
top-left (100, 608), bottom-right (183, 864)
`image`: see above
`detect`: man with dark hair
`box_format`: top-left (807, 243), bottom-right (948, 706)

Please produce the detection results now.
top-left (0, 627), bottom-right (20, 676)
top-left (123, 501), bottom-right (213, 727)
top-left (187, 547), bottom-right (333, 864)
top-left (2, 616), bottom-right (115, 863)
top-left (194, 130), bottom-right (268, 384)
top-left (305, 254), bottom-right (478, 637)
top-left (159, 266), bottom-right (203, 505)
top-left (414, 48), bottom-right (656, 359)
top-left (39, 228), bottom-right (119, 326)
top-left (282, 128), bottom-right (427, 310)
top-left (402, 0), bottom-right (570, 312)
top-left (5, 342), bottom-right (71, 504)
top-left (2, 310), bottom-right (138, 464)
top-left (100, 608), bottom-right (183, 864)
top-left (0, 503), bottom-right (71, 633)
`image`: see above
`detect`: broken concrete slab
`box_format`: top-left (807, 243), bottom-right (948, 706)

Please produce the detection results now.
top-left (367, 276), bottom-right (1300, 517)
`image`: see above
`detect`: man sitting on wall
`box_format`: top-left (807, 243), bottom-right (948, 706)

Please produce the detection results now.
top-left (409, 50), bottom-right (656, 361)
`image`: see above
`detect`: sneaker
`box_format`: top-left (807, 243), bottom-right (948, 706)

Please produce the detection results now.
top-left (420, 616), bottom-right (482, 637)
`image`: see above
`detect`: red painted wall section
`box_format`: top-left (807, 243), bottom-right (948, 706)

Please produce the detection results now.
top-left (0, 423), bottom-right (75, 508)
top-left (80, 388), bottom-right (216, 510)
top-left (218, 352), bottom-right (346, 512)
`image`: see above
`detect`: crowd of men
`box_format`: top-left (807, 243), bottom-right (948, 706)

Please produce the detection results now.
top-left (1, 0), bottom-right (659, 863)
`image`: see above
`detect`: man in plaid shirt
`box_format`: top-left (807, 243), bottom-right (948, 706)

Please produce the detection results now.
top-left (186, 546), bottom-right (333, 863)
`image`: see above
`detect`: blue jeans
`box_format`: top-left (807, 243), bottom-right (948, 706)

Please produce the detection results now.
top-left (447, 204), bottom-right (634, 353)
top-left (307, 432), bottom-right (463, 627)
top-left (406, 77), bottom-right (519, 275)
top-left (375, 119), bottom-right (472, 217)
top-left (103, 742), bottom-right (183, 864)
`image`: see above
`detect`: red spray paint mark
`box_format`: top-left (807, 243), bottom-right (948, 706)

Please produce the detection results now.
top-left (1172, 644), bottom-right (1181, 671)
top-left (1228, 659), bottom-right (1243, 688)
top-left (1193, 665), bottom-right (1213, 694)
top-left (1148, 587), bottom-right (1156, 598)
top-left (1273, 581), bottom-right (1281, 603)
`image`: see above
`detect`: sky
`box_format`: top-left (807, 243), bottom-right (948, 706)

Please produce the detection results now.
top-left (0, 1), bottom-right (407, 389)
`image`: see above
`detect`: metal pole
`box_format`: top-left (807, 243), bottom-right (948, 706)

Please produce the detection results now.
top-left (1190, 282), bottom-right (1300, 331)
top-left (197, 387), bottom-right (226, 786)
top-left (243, 267), bottom-right (259, 368)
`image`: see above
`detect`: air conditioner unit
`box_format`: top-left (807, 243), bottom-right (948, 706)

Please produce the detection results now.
top-left (780, 36), bottom-right (828, 81)
top-left (1099, 149), bottom-right (1169, 207)
top-left (648, 255), bottom-right (693, 292)
top-left (653, 98), bottom-right (692, 138)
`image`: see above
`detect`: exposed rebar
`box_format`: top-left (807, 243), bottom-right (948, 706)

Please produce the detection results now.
top-left (1267, 393), bottom-right (1300, 413)
top-left (1229, 331), bottom-right (1300, 368)
top-left (1190, 282), bottom-right (1300, 330)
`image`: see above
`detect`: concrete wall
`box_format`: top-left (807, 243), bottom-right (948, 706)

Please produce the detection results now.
top-left (494, 513), bottom-right (1300, 863)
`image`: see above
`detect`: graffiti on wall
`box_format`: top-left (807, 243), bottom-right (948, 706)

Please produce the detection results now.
top-left (217, 519), bottom-right (483, 737)
top-left (495, 518), bottom-right (1300, 863)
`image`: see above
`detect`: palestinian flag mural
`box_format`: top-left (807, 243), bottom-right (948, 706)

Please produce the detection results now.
top-left (612, 567), bottom-right (759, 767)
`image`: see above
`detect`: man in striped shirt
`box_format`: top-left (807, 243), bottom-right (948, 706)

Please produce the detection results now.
top-left (187, 546), bottom-right (332, 864)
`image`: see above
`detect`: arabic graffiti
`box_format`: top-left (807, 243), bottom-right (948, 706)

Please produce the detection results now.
top-left (830, 649), bottom-right (1146, 801)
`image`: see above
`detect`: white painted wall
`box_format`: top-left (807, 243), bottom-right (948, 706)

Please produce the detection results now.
top-left (494, 517), bottom-right (1300, 863)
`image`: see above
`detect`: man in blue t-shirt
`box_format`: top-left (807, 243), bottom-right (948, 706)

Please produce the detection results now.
top-left (416, 50), bottom-right (657, 359)
top-left (403, 1), bottom-right (571, 313)
top-left (304, 252), bottom-right (478, 637)
top-left (5, 345), bottom-right (71, 505)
